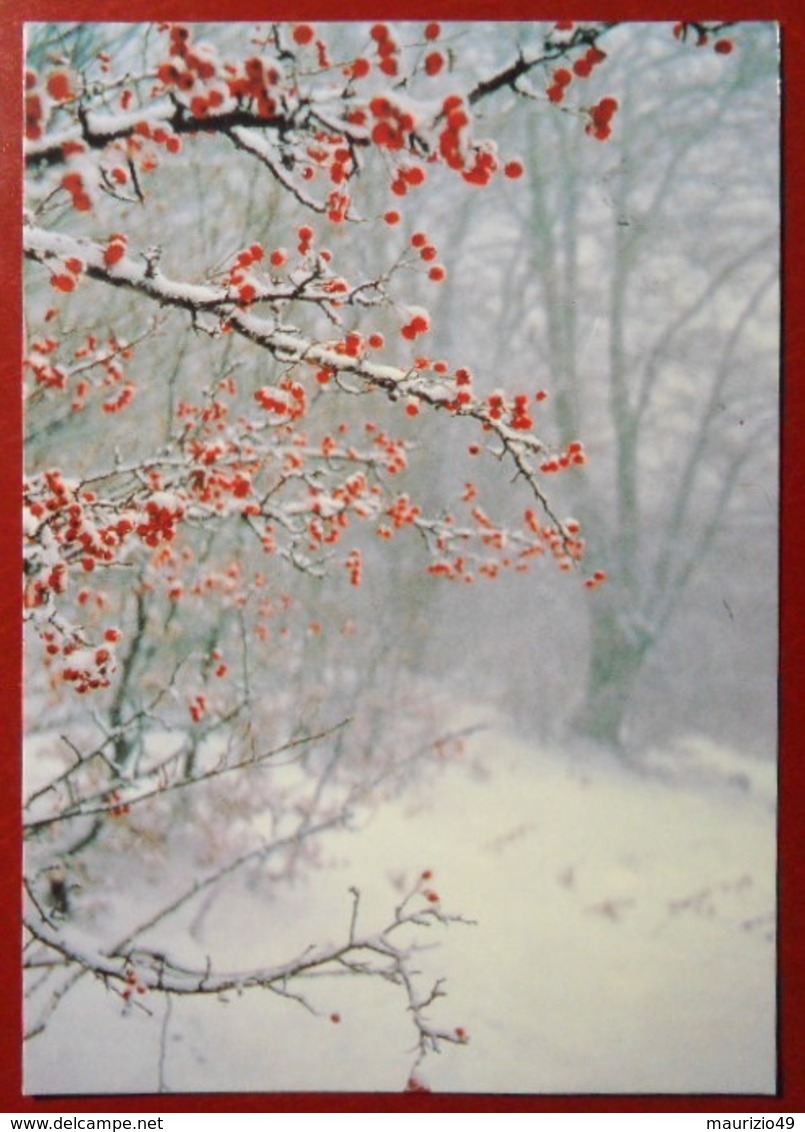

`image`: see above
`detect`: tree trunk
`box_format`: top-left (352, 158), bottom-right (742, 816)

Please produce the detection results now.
top-left (571, 599), bottom-right (652, 749)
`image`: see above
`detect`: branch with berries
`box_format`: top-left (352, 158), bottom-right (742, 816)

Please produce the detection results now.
top-left (24, 867), bottom-right (471, 1089)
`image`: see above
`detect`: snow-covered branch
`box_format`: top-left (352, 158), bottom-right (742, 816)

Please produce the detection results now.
top-left (24, 224), bottom-right (579, 536)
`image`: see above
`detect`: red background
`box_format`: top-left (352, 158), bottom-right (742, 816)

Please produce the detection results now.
top-left (1, 0), bottom-right (801, 1114)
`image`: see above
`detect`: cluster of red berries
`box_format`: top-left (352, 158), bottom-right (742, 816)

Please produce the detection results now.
top-left (307, 509), bottom-right (348, 551)
top-left (59, 171), bottom-right (92, 213)
top-left (326, 189), bottom-right (350, 224)
top-left (187, 458), bottom-right (255, 513)
top-left (222, 53), bottom-right (280, 119)
top-left (585, 97), bottom-right (619, 141)
top-left (121, 967), bottom-right (148, 1001)
top-left (297, 225), bottom-right (314, 256)
top-left (438, 95), bottom-right (470, 170)
top-left (24, 72), bottom-right (45, 142)
top-left (484, 389), bottom-right (539, 430)
top-left (344, 56), bottom-right (371, 82)
top-left (369, 23), bottom-right (401, 78)
top-left (419, 869), bottom-right (440, 904)
top-left (27, 338), bottom-right (68, 389)
top-left (102, 382), bottom-right (136, 414)
top-left (61, 643), bottom-right (116, 694)
top-left (345, 548), bottom-right (363, 586)
top-left (189, 693), bottom-right (207, 723)
top-left (25, 68), bottom-right (75, 143)
top-left (540, 439), bottom-right (587, 472)
top-left (69, 503), bottom-right (124, 574)
top-left (135, 495), bottom-right (186, 547)
top-left (352, 22), bottom-right (441, 82)
top-left (131, 119), bottom-right (182, 155)
top-left (107, 789), bottom-right (131, 818)
top-left (546, 43), bottom-right (607, 103)
top-left (461, 144), bottom-right (499, 187)
top-left (386, 493), bottom-right (422, 531)
top-left (155, 25), bottom-right (229, 120)
top-left (226, 242), bottom-right (265, 305)
top-left (254, 378), bottom-right (308, 421)
top-left (301, 129), bottom-right (356, 191)
top-left (673, 23), bottom-right (735, 54)
top-left (400, 312), bottom-right (431, 341)
top-left (369, 95), bottom-right (417, 152)
top-left (361, 424), bottom-right (409, 475)
top-left (50, 254), bottom-right (84, 294)
top-left (103, 233), bottom-right (128, 267)
top-left (433, 96), bottom-right (523, 187)
top-left (390, 164), bottom-right (427, 199)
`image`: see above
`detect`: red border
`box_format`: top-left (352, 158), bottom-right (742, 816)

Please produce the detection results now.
top-left (2, 2), bottom-right (802, 1114)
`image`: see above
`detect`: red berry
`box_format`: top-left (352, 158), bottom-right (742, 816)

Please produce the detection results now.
top-left (46, 70), bottom-right (74, 101)
top-left (104, 241), bottom-right (126, 267)
top-left (292, 24), bottom-right (315, 46)
top-left (424, 51), bottom-right (444, 77)
top-left (51, 273), bottom-right (76, 293)
top-left (350, 57), bottom-right (371, 79)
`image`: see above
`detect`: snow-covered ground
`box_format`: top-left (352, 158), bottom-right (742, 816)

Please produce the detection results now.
top-left (24, 721), bottom-right (776, 1096)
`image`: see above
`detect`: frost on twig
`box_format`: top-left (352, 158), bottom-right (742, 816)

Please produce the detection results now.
top-left (24, 870), bottom-right (472, 1085)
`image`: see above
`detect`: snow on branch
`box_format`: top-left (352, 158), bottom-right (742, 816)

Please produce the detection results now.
top-left (24, 873), bottom-right (472, 1076)
top-left (22, 223), bottom-right (584, 545)
top-left (24, 719), bottom-right (353, 835)
top-left (24, 224), bottom-right (574, 534)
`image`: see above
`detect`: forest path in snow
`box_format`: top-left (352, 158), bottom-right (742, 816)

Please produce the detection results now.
top-left (25, 725), bottom-right (776, 1095)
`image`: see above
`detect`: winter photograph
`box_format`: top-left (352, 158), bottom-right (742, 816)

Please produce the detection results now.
top-left (22, 20), bottom-right (779, 1096)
